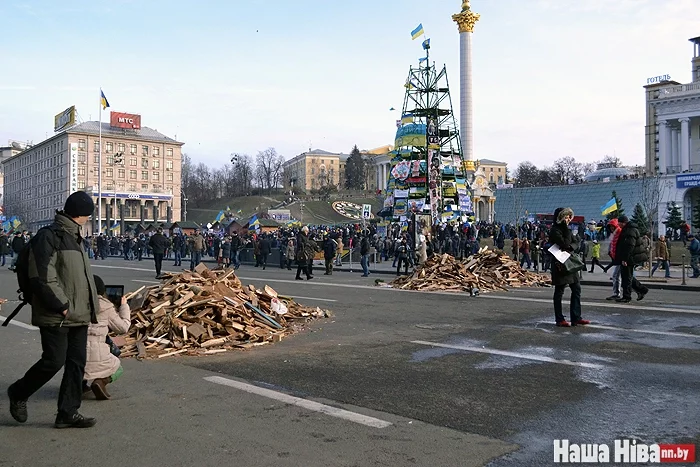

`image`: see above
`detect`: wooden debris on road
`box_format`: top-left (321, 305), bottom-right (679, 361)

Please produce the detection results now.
top-left (391, 249), bottom-right (550, 293)
top-left (118, 265), bottom-right (331, 359)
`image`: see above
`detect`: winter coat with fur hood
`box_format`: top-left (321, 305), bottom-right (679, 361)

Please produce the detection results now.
top-left (548, 208), bottom-right (579, 286)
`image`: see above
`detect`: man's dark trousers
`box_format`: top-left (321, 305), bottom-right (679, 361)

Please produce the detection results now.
top-left (9, 326), bottom-right (88, 417)
top-left (153, 253), bottom-right (164, 276)
top-left (620, 264), bottom-right (647, 299)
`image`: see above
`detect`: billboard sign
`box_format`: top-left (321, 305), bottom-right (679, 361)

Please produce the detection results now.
top-left (268, 209), bottom-right (291, 221)
top-left (69, 143), bottom-right (79, 193)
top-left (676, 173), bottom-right (700, 189)
top-left (110, 111), bottom-right (141, 130)
top-left (54, 106), bottom-right (76, 132)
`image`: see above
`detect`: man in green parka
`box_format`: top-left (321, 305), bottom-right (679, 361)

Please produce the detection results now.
top-left (7, 191), bottom-right (100, 429)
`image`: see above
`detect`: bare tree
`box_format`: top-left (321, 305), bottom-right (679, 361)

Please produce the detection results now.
top-left (552, 157), bottom-right (584, 184)
top-left (254, 148), bottom-right (284, 194)
top-left (598, 155), bottom-right (623, 168)
top-left (639, 174), bottom-right (674, 276)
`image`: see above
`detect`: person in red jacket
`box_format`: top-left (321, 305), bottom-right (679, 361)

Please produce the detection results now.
top-left (603, 219), bottom-right (623, 300)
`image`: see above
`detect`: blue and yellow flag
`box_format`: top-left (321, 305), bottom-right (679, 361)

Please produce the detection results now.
top-left (422, 38), bottom-right (430, 50)
top-left (601, 198), bottom-right (618, 216)
top-left (100, 90), bottom-right (110, 110)
top-left (401, 113), bottom-right (414, 124)
top-left (214, 210), bottom-right (225, 223)
top-left (249, 215), bottom-right (260, 227)
top-left (411, 24), bottom-right (424, 40)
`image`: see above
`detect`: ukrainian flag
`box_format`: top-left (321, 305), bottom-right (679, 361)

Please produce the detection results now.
top-left (600, 198), bottom-right (618, 216)
top-left (401, 113), bottom-right (414, 124)
top-left (411, 24), bottom-right (424, 40)
top-left (249, 215), bottom-right (260, 227)
top-left (214, 210), bottom-right (225, 223)
top-left (100, 90), bottom-right (110, 110)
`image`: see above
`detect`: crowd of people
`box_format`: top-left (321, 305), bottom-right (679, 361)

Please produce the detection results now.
top-left (3, 189), bottom-right (700, 431)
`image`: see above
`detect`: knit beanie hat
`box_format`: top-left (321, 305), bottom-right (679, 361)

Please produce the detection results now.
top-left (64, 191), bottom-right (95, 217)
top-left (93, 275), bottom-right (106, 296)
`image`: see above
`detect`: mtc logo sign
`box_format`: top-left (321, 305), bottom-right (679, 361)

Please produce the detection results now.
top-left (110, 111), bottom-right (142, 130)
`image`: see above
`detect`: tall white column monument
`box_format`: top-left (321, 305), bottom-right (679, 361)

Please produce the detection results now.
top-left (452, 0), bottom-right (480, 172)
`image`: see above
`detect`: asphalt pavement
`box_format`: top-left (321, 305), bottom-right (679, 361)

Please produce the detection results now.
top-left (0, 256), bottom-right (699, 466)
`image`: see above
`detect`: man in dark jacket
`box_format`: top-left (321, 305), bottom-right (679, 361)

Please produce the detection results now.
top-left (149, 227), bottom-right (170, 279)
top-left (230, 232), bottom-right (241, 269)
top-left (360, 234), bottom-right (370, 277)
top-left (172, 233), bottom-right (183, 266)
top-left (9, 231), bottom-right (25, 271)
top-left (258, 235), bottom-right (271, 270)
top-left (323, 234), bottom-right (337, 275)
top-left (615, 216), bottom-right (649, 302)
top-left (8, 191), bottom-right (99, 429)
top-left (0, 229), bottom-right (9, 266)
top-left (548, 207), bottom-right (590, 327)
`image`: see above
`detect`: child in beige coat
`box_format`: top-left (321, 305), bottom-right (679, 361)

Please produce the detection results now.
top-left (83, 275), bottom-right (131, 400)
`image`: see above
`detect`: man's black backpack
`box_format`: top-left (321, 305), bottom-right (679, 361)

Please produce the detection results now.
top-left (2, 226), bottom-right (59, 327)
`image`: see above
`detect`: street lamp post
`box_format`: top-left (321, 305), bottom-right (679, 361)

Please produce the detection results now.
top-left (182, 190), bottom-right (188, 222)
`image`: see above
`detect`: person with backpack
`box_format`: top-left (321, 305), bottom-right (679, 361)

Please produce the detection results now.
top-left (7, 191), bottom-right (100, 429)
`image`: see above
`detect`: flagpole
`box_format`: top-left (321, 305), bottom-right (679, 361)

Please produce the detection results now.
top-left (98, 88), bottom-right (102, 235)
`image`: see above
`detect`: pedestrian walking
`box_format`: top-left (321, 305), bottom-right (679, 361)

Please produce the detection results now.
top-left (258, 235), bottom-right (271, 270)
top-left (323, 234), bottom-right (337, 275)
top-left (650, 235), bottom-right (671, 278)
top-left (148, 227), bottom-right (170, 279)
top-left (7, 191), bottom-right (99, 428)
top-left (360, 234), bottom-right (371, 277)
top-left (588, 240), bottom-right (604, 273)
top-left (285, 239), bottom-right (295, 270)
top-left (188, 228), bottom-right (205, 270)
top-left (548, 207), bottom-right (590, 327)
top-left (9, 231), bottom-right (25, 271)
top-left (603, 219), bottom-right (623, 300)
top-left (395, 238), bottom-right (410, 276)
top-left (615, 216), bottom-right (650, 303)
top-left (687, 234), bottom-right (700, 278)
top-left (0, 229), bottom-right (10, 267)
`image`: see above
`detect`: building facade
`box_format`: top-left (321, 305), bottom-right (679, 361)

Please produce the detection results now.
top-left (0, 141), bottom-right (31, 213)
top-left (475, 158), bottom-right (507, 185)
top-left (2, 118), bottom-right (184, 234)
top-left (284, 149), bottom-right (348, 192)
top-left (645, 36), bottom-right (700, 233)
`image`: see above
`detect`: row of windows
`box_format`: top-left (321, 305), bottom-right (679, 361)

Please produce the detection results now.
top-left (79, 139), bottom-right (174, 157)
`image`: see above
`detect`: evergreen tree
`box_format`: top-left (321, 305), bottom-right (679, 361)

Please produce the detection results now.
top-left (605, 190), bottom-right (624, 220)
top-left (631, 203), bottom-right (649, 236)
top-left (693, 204), bottom-right (700, 232)
top-left (664, 202), bottom-right (684, 231)
top-left (344, 145), bottom-right (367, 190)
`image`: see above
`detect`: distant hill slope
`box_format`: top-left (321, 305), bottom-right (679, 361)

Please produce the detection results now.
top-left (186, 195), bottom-right (286, 225)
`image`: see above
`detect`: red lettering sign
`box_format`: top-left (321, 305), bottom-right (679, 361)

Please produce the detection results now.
top-left (110, 112), bottom-right (141, 130)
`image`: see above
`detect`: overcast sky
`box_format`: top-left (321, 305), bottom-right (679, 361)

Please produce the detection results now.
top-left (0, 0), bottom-right (697, 170)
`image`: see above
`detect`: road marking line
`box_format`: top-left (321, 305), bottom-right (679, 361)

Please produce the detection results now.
top-left (478, 294), bottom-right (700, 316)
top-left (286, 295), bottom-right (337, 303)
top-left (411, 340), bottom-right (606, 369)
top-left (584, 324), bottom-right (700, 339)
top-left (204, 376), bottom-right (392, 428)
top-left (0, 315), bottom-right (38, 331)
top-left (96, 264), bottom-right (700, 315)
top-left (132, 279), bottom-right (160, 284)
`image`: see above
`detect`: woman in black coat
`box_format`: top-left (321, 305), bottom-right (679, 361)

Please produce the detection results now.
top-left (548, 207), bottom-right (590, 327)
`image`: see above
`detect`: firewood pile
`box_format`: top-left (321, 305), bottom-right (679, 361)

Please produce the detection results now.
top-left (116, 263), bottom-right (331, 359)
top-left (391, 249), bottom-right (550, 293)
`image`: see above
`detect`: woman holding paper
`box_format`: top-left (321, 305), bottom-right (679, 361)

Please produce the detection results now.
top-left (548, 207), bottom-right (590, 327)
